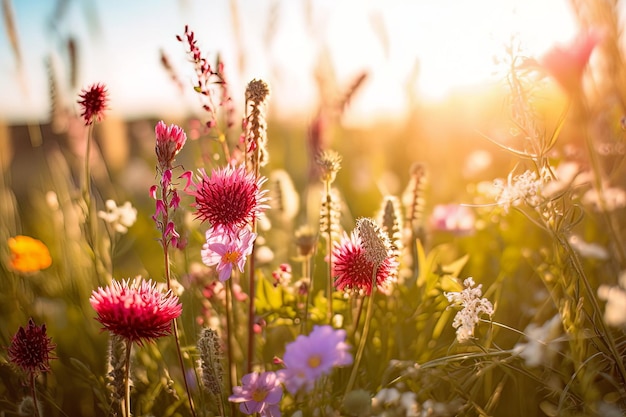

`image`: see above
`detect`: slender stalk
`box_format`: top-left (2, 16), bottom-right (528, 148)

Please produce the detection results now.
top-left (324, 181), bottom-right (333, 323)
top-left (246, 224), bottom-right (257, 374)
top-left (123, 338), bottom-right (132, 417)
top-left (163, 243), bottom-right (197, 417)
top-left (29, 373), bottom-right (40, 417)
top-left (226, 280), bottom-right (237, 417)
top-left (301, 255), bottom-right (312, 333)
top-left (345, 267), bottom-right (378, 395)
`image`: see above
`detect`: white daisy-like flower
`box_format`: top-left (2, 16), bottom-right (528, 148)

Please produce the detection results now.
top-left (97, 200), bottom-right (138, 234)
top-left (445, 277), bottom-right (494, 343)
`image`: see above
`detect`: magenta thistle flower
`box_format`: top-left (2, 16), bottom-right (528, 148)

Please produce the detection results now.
top-left (201, 226), bottom-right (257, 281)
top-left (90, 278), bottom-right (182, 345)
top-left (155, 120), bottom-right (187, 170)
top-left (186, 164), bottom-right (269, 230)
top-left (229, 371), bottom-right (283, 417)
top-left (8, 318), bottom-right (56, 375)
top-left (277, 325), bottom-right (352, 394)
top-left (332, 230), bottom-right (397, 295)
top-left (77, 83), bottom-right (109, 125)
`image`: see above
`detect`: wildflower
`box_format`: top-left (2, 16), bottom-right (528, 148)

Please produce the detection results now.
top-left (229, 371), bottom-right (282, 417)
top-left (540, 29), bottom-right (603, 94)
top-left (492, 170), bottom-right (544, 212)
top-left (201, 226), bottom-right (257, 282)
top-left (8, 318), bottom-right (56, 375)
top-left (582, 186), bottom-right (626, 211)
top-left (98, 200), bottom-right (138, 234)
top-left (272, 263), bottom-right (292, 287)
top-left (332, 230), bottom-right (397, 295)
top-left (598, 271), bottom-right (626, 328)
top-left (445, 277), bottom-right (494, 343)
top-left (8, 235), bottom-right (52, 273)
top-left (155, 120), bottom-right (187, 170)
top-left (197, 328), bottom-right (223, 397)
top-left (186, 164), bottom-right (269, 230)
top-left (513, 314), bottom-right (562, 367)
top-left (277, 325), bottom-right (353, 394)
top-left (269, 169), bottom-right (300, 221)
top-left (244, 79), bottom-right (271, 168)
top-left (377, 196), bottom-right (403, 257)
top-left (294, 225), bottom-right (317, 258)
top-left (356, 217), bottom-right (392, 267)
top-left (429, 204), bottom-right (475, 236)
top-left (77, 82), bottom-right (108, 125)
top-left (90, 278), bottom-right (182, 345)
top-left (316, 149), bottom-right (343, 183)
top-left (568, 235), bottom-right (609, 260)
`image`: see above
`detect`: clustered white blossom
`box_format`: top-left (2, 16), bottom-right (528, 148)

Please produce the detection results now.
top-left (582, 186), bottom-right (626, 211)
top-left (513, 314), bottom-right (562, 367)
top-left (492, 170), bottom-right (545, 212)
top-left (97, 200), bottom-right (138, 234)
top-left (598, 271), bottom-right (626, 328)
top-left (445, 277), bottom-right (494, 343)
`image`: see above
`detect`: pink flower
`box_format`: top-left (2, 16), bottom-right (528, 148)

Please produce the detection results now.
top-left (332, 230), bottom-right (397, 295)
top-left (429, 204), bottom-right (475, 236)
top-left (540, 29), bottom-right (603, 94)
top-left (229, 371), bottom-right (283, 416)
top-left (201, 226), bottom-right (257, 282)
top-left (90, 278), bottom-right (182, 345)
top-left (77, 83), bottom-right (109, 125)
top-left (277, 325), bottom-right (352, 394)
top-left (155, 121), bottom-right (187, 170)
top-left (186, 164), bottom-right (269, 230)
top-left (8, 318), bottom-right (56, 375)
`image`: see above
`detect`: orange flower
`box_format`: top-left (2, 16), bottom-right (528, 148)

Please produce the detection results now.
top-left (8, 236), bottom-right (52, 273)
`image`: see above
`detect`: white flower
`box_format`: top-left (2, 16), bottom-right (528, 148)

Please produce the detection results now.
top-left (598, 271), bottom-right (626, 328)
top-left (582, 186), bottom-right (626, 211)
top-left (568, 235), bottom-right (608, 260)
top-left (513, 314), bottom-right (562, 367)
top-left (98, 200), bottom-right (137, 234)
top-left (445, 277), bottom-right (494, 343)
top-left (492, 170), bottom-right (545, 212)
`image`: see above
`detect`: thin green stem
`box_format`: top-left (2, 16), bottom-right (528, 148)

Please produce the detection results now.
top-left (163, 243), bottom-right (197, 417)
top-left (324, 181), bottom-right (333, 323)
top-left (123, 338), bottom-right (132, 417)
top-left (247, 219), bottom-right (257, 374)
top-left (345, 267), bottom-right (378, 396)
top-left (30, 372), bottom-right (40, 417)
top-left (226, 278), bottom-right (237, 417)
top-left (301, 255), bottom-right (312, 334)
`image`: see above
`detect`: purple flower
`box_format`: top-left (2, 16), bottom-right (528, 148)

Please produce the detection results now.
top-left (229, 371), bottom-right (283, 416)
top-left (201, 226), bottom-right (257, 282)
top-left (277, 325), bottom-right (353, 394)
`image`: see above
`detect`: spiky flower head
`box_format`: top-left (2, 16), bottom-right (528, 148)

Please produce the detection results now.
top-left (186, 164), bottom-right (269, 230)
top-left (198, 328), bottom-right (224, 397)
top-left (90, 278), bottom-right (182, 345)
top-left (332, 230), bottom-right (398, 295)
top-left (155, 120), bottom-right (187, 170)
top-left (77, 82), bottom-right (108, 125)
top-left (356, 217), bottom-right (392, 266)
top-left (244, 79), bottom-right (271, 169)
top-left (8, 318), bottom-right (56, 375)
top-left (377, 196), bottom-right (403, 258)
top-left (7, 235), bottom-right (52, 273)
top-left (294, 225), bottom-right (318, 258)
top-left (316, 149), bottom-right (342, 183)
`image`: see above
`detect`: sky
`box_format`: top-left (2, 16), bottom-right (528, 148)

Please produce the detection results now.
top-left (0, 0), bottom-right (580, 125)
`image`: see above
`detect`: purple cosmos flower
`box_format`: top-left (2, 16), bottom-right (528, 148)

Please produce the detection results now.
top-left (201, 226), bottom-right (257, 282)
top-left (229, 371), bottom-right (283, 416)
top-left (277, 325), bottom-right (353, 394)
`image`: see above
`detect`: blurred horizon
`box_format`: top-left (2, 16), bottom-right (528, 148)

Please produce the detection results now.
top-left (0, 0), bottom-right (582, 126)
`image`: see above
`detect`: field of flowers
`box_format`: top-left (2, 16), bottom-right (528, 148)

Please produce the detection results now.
top-left (3, 2), bottom-right (626, 417)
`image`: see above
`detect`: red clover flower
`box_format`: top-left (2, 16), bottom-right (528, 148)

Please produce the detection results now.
top-left (77, 83), bottom-right (109, 125)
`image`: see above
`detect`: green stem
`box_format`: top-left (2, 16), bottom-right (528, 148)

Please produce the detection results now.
top-left (301, 255), bottom-right (312, 334)
top-left (124, 338), bottom-right (132, 417)
top-left (29, 372), bottom-right (40, 417)
top-left (226, 279), bottom-right (237, 417)
top-left (247, 220), bottom-right (257, 374)
top-left (345, 267), bottom-right (378, 396)
top-left (324, 181), bottom-right (333, 323)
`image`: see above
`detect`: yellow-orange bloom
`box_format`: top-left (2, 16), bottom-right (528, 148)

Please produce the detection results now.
top-left (8, 236), bottom-right (52, 273)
